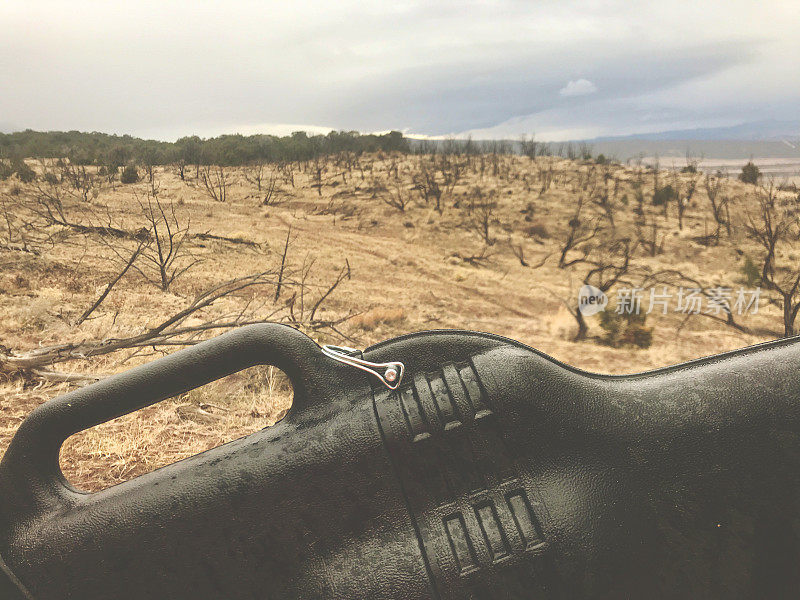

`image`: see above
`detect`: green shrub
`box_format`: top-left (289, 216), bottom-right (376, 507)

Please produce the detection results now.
top-left (739, 161), bottom-right (761, 185)
top-left (524, 222), bottom-right (549, 239)
top-left (13, 160), bottom-right (35, 183)
top-left (120, 164), bottom-right (139, 184)
top-left (0, 160), bottom-right (12, 180)
top-left (598, 309), bottom-right (653, 349)
top-left (740, 255), bottom-right (761, 286)
top-left (652, 184), bottom-right (677, 206)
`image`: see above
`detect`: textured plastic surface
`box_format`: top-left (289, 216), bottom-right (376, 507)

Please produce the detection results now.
top-left (1, 323), bottom-right (798, 599)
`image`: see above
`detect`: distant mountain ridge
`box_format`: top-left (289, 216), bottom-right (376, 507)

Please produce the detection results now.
top-left (589, 119), bottom-right (800, 143)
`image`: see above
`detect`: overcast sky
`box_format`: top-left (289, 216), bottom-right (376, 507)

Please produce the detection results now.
top-left (1, 1), bottom-right (797, 141)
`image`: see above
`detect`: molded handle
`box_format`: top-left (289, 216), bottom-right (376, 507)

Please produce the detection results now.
top-left (0, 323), bottom-right (343, 516)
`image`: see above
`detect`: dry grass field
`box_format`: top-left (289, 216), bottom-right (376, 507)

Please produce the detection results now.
top-left (0, 152), bottom-right (795, 491)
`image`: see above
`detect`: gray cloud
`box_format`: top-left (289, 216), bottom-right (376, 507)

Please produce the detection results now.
top-left (0, 0), bottom-right (797, 140)
top-left (329, 39), bottom-right (760, 135)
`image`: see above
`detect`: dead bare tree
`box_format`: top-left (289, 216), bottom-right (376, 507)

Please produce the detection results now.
top-left (261, 172), bottom-right (280, 206)
top-left (631, 162), bottom-right (647, 219)
top-left (635, 213), bottom-right (666, 257)
top-left (0, 192), bottom-right (16, 243)
top-left (29, 178), bottom-right (69, 225)
top-left (200, 165), bottom-right (228, 202)
top-left (377, 179), bottom-right (412, 212)
top-left (174, 158), bottom-right (187, 181)
top-left (462, 187), bottom-right (497, 246)
top-left (244, 160), bottom-right (267, 193)
top-left (558, 238), bottom-right (637, 341)
top-left (591, 166), bottom-right (617, 228)
top-left (127, 194), bottom-right (198, 291)
top-left (558, 196), bottom-right (600, 268)
top-left (744, 180), bottom-right (800, 336)
top-left (412, 160), bottom-right (444, 213)
top-left (309, 260), bottom-right (350, 323)
top-left (0, 191), bottom-right (46, 253)
top-left (672, 168), bottom-right (700, 230)
top-left (309, 155), bottom-right (327, 197)
top-left (519, 134), bottom-right (539, 160)
top-left (384, 156), bottom-right (400, 180)
top-left (437, 154), bottom-right (464, 200)
top-left (704, 173), bottom-right (731, 242)
top-left (536, 162), bottom-right (555, 196)
top-left (60, 162), bottom-right (97, 203)
top-left (278, 161), bottom-right (295, 187)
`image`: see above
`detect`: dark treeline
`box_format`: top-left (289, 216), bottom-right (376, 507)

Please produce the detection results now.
top-left (0, 129), bottom-right (410, 167)
top-left (0, 128), bottom-right (608, 175)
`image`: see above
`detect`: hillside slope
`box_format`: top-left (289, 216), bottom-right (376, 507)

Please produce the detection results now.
top-left (0, 152), bottom-right (791, 489)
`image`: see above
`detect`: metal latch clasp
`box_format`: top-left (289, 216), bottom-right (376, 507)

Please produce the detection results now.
top-left (321, 345), bottom-right (405, 390)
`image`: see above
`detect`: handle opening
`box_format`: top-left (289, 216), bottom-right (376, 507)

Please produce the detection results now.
top-left (59, 364), bottom-right (293, 493)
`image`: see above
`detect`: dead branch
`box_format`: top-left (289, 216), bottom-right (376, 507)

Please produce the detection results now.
top-left (274, 226), bottom-right (292, 302)
top-left (75, 240), bottom-right (145, 326)
top-left (0, 272), bottom-right (279, 376)
top-left (192, 231), bottom-right (259, 247)
top-left (508, 239), bottom-right (529, 266)
top-left (309, 259), bottom-right (350, 323)
top-left (647, 268), bottom-right (752, 334)
top-left (453, 246), bottom-right (494, 267)
top-left (29, 369), bottom-right (103, 385)
top-left (1, 234), bottom-right (355, 381)
top-left (27, 180), bottom-right (147, 240)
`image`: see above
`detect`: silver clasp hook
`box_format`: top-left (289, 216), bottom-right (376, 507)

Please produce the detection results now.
top-left (321, 345), bottom-right (405, 390)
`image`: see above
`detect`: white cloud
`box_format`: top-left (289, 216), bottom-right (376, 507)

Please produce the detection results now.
top-left (559, 79), bottom-right (598, 97)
